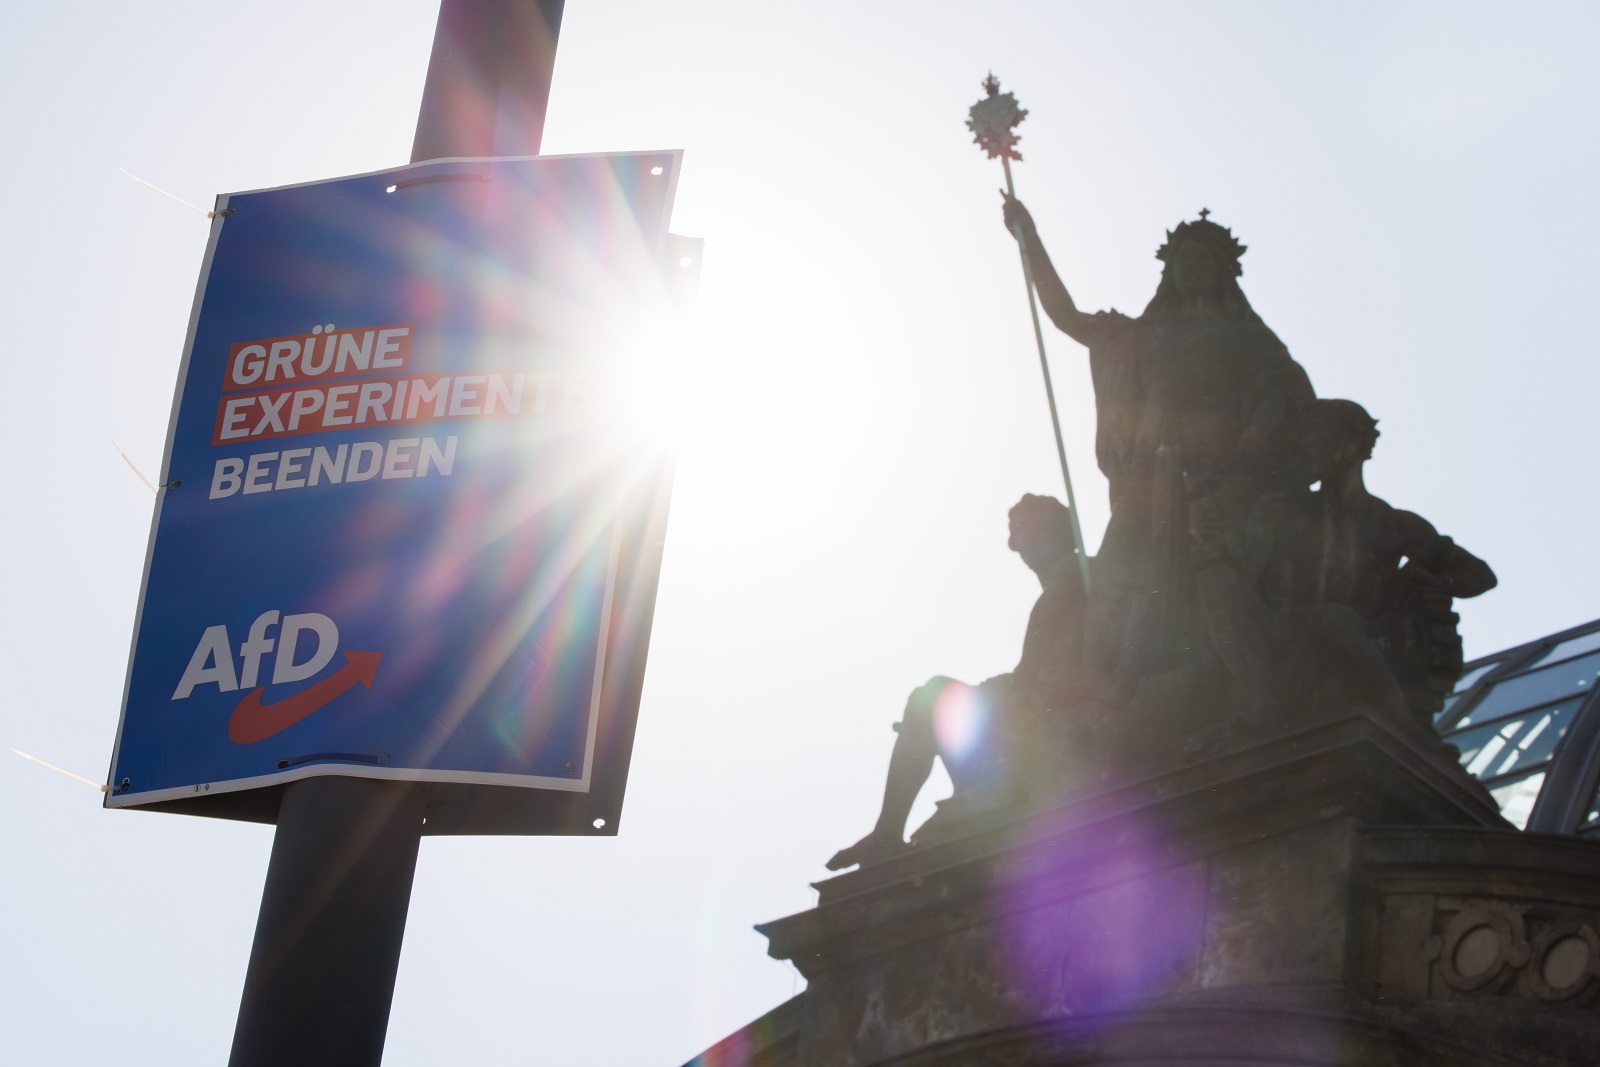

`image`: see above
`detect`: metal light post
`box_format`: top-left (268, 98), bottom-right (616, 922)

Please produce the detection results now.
top-left (227, 5), bottom-right (566, 1066)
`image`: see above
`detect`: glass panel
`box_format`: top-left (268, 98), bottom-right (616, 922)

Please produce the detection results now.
top-left (1489, 770), bottom-right (1546, 830)
top-left (1446, 697), bottom-right (1582, 779)
top-left (1453, 661), bottom-right (1499, 694)
top-left (1454, 651), bottom-right (1600, 725)
top-left (1435, 661), bottom-right (1501, 725)
top-left (1528, 630), bottom-right (1600, 671)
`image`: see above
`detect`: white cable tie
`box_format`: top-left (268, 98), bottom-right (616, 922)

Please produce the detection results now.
top-left (117, 166), bottom-right (215, 218)
top-left (12, 749), bottom-right (107, 792)
top-left (112, 440), bottom-right (158, 494)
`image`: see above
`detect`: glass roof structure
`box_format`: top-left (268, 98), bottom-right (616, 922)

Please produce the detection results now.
top-left (1436, 618), bottom-right (1600, 835)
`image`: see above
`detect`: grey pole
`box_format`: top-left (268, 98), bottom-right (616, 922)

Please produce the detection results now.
top-left (413, 0), bottom-right (567, 162)
top-left (227, 778), bottom-right (425, 1067)
top-left (228, 5), bottom-right (565, 1065)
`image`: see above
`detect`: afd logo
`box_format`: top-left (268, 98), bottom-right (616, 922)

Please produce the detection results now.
top-left (172, 611), bottom-right (381, 745)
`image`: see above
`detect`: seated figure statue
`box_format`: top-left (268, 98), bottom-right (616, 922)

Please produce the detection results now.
top-left (1226, 399), bottom-right (1496, 730)
top-left (827, 494), bottom-right (1088, 871)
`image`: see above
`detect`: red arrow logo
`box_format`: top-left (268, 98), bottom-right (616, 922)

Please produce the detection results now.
top-left (228, 651), bottom-right (382, 745)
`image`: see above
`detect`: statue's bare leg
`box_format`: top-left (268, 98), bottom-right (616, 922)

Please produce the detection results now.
top-left (826, 682), bottom-right (941, 871)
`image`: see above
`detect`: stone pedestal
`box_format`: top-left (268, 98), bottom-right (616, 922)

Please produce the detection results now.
top-left (701, 714), bottom-right (1600, 1066)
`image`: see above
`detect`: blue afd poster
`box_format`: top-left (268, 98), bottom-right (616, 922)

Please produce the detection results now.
top-left (107, 152), bottom-right (681, 811)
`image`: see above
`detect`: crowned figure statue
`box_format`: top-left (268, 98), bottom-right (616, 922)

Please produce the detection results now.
top-left (1001, 200), bottom-right (1315, 738)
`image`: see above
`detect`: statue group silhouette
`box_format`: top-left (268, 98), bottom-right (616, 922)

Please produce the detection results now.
top-left (830, 201), bottom-right (1494, 871)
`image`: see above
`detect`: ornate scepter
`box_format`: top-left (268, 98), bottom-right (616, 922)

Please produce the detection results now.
top-left (967, 73), bottom-right (1091, 590)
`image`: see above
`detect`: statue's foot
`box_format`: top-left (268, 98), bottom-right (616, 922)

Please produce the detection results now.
top-left (825, 829), bottom-right (907, 871)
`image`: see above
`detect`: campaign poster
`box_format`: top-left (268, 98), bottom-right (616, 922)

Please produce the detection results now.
top-left (106, 152), bottom-right (682, 833)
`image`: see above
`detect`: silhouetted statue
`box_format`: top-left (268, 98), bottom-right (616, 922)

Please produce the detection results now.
top-left (1001, 199), bottom-right (1315, 715)
top-left (828, 210), bottom-right (1500, 870)
top-left (1232, 399), bottom-right (1496, 730)
top-left (827, 495), bottom-right (1087, 870)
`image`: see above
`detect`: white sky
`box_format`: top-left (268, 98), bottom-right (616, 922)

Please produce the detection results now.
top-left (2, 2), bottom-right (1597, 1064)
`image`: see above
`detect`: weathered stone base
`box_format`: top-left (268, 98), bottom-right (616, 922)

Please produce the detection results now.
top-left (692, 714), bottom-right (1600, 1066)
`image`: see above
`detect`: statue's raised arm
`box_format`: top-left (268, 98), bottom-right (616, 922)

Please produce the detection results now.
top-left (1000, 192), bottom-right (1103, 345)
